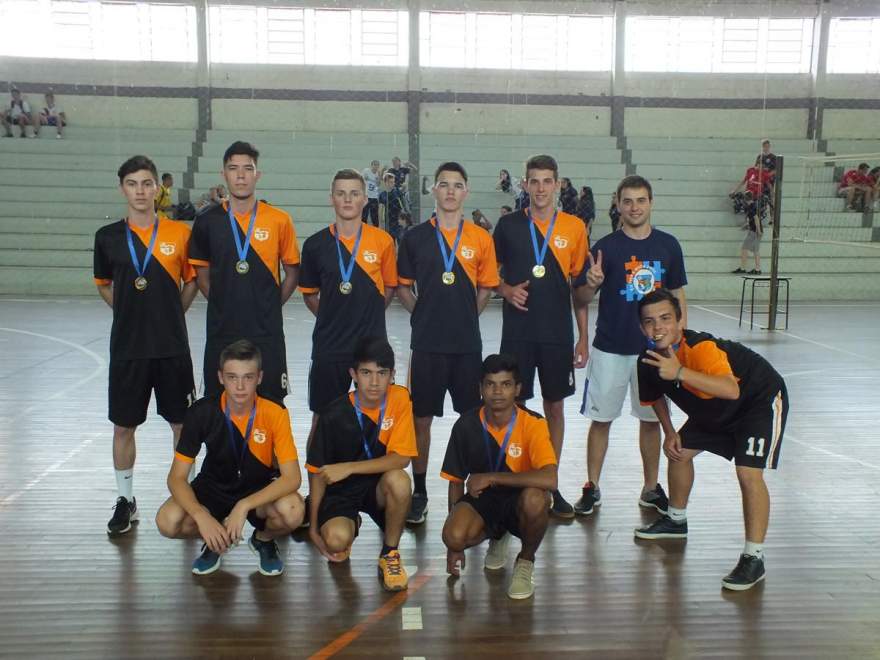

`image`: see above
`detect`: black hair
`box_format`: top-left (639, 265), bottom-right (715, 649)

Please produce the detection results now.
top-left (117, 155), bottom-right (158, 184)
top-left (501, 205), bottom-right (513, 214)
top-left (481, 353), bottom-right (521, 384)
top-left (637, 288), bottom-right (682, 321)
top-left (352, 336), bottom-right (395, 370)
top-left (434, 161), bottom-right (468, 183)
top-left (616, 175), bottom-right (654, 201)
top-left (161, 172), bottom-right (172, 182)
top-left (525, 154), bottom-right (558, 180)
top-left (223, 141), bottom-right (260, 165)
top-left (219, 339), bottom-right (262, 370)
top-left (858, 162), bottom-right (870, 171)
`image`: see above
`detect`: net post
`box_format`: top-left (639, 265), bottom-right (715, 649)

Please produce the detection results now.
top-left (768, 155), bottom-right (783, 330)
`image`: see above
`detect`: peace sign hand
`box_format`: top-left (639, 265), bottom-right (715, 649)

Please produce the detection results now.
top-left (586, 250), bottom-right (604, 289)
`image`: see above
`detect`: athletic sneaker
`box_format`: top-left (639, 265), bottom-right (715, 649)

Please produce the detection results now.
top-left (378, 550), bottom-right (408, 591)
top-left (107, 496), bottom-right (138, 536)
top-left (573, 483), bottom-right (601, 516)
top-left (484, 532), bottom-right (511, 571)
top-left (406, 492), bottom-right (428, 525)
top-left (249, 532), bottom-right (284, 576)
top-left (638, 484), bottom-right (669, 514)
top-left (634, 515), bottom-right (688, 540)
top-left (550, 490), bottom-right (575, 519)
top-left (748, 269), bottom-right (762, 275)
top-left (722, 554), bottom-right (765, 591)
top-left (507, 558), bottom-right (535, 600)
top-left (192, 545), bottom-right (222, 575)
top-left (731, 267), bottom-right (746, 274)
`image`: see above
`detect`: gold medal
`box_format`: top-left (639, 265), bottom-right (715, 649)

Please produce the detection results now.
top-left (134, 276), bottom-right (148, 291)
top-left (532, 265), bottom-right (546, 278)
top-left (235, 259), bottom-right (250, 275)
top-left (442, 271), bottom-right (456, 285)
top-left (339, 281), bottom-right (353, 295)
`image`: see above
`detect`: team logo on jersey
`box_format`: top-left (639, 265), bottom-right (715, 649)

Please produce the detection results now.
top-left (381, 417), bottom-right (394, 431)
top-left (254, 228), bottom-right (270, 242)
top-left (554, 236), bottom-right (568, 249)
top-left (619, 256), bottom-right (666, 302)
top-left (508, 443), bottom-right (522, 458)
top-left (159, 242), bottom-right (176, 256)
top-left (363, 250), bottom-right (378, 264)
top-left (460, 246), bottom-right (475, 260)
top-left (253, 429), bottom-right (267, 444)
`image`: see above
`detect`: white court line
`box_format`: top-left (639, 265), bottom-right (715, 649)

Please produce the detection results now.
top-left (786, 432), bottom-right (880, 472)
top-left (401, 607), bottom-right (423, 631)
top-left (692, 305), bottom-right (880, 364)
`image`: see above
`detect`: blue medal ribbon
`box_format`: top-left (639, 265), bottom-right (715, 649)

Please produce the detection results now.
top-left (125, 217), bottom-right (159, 280)
top-left (224, 399), bottom-right (257, 477)
top-left (334, 223), bottom-right (364, 287)
top-left (527, 209), bottom-right (558, 271)
top-left (433, 214), bottom-right (464, 275)
top-left (227, 202), bottom-right (259, 266)
top-left (481, 407), bottom-right (518, 473)
top-left (354, 391), bottom-right (386, 460)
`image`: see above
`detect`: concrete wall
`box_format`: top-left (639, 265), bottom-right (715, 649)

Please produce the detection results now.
top-left (212, 99), bottom-right (407, 132)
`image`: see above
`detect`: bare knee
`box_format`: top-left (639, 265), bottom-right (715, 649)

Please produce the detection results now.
top-left (519, 487), bottom-right (549, 519)
top-left (322, 523), bottom-right (354, 553)
top-left (272, 493), bottom-right (304, 530)
top-left (736, 466), bottom-right (765, 488)
top-left (155, 501), bottom-right (186, 538)
top-left (442, 520), bottom-right (469, 552)
top-left (381, 469), bottom-right (411, 500)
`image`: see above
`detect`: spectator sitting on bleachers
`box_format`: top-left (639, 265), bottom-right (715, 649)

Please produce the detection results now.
top-left (838, 163), bottom-right (873, 212)
top-left (379, 172), bottom-right (406, 241)
top-left (559, 177), bottom-right (578, 215)
top-left (155, 173), bottom-right (175, 217)
top-left (194, 184), bottom-right (228, 215)
top-left (1, 87), bottom-right (33, 138)
top-left (731, 191), bottom-right (763, 275)
top-left (575, 186), bottom-right (596, 231)
top-left (515, 177), bottom-right (530, 211)
top-left (471, 209), bottom-right (493, 232)
top-left (496, 169), bottom-right (513, 194)
top-left (34, 91), bottom-right (66, 139)
top-left (609, 192), bottom-right (620, 232)
top-left (730, 163), bottom-right (772, 219)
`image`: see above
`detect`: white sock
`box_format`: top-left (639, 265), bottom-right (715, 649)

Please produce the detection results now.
top-left (668, 506), bottom-right (687, 522)
top-left (744, 541), bottom-right (763, 559)
top-left (115, 468), bottom-right (134, 501)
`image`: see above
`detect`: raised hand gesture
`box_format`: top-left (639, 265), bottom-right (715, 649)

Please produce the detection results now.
top-left (586, 250), bottom-right (604, 289)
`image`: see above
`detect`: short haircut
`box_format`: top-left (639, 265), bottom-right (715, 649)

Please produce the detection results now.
top-left (223, 141), bottom-right (259, 165)
top-left (219, 339), bottom-right (262, 370)
top-left (762, 139), bottom-right (771, 146)
top-left (117, 155), bottom-right (158, 184)
top-left (434, 161), bottom-right (468, 183)
top-left (161, 172), bottom-right (172, 182)
top-left (482, 353), bottom-right (521, 384)
top-left (501, 205), bottom-right (513, 214)
top-left (371, 159), bottom-right (380, 166)
top-left (332, 168), bottom-right (366, 192)
top-left (352, 336), bottom-right (395, 370)
top-left (638, 288), bottom-right (682, 321)
top-left (617, 175), bottom-right (654, 201)
top-left (525, 154), bottom-right (558, 180)
top-left (858, 162), bottom-right (870, 171)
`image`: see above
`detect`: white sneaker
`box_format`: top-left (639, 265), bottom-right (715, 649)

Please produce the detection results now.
top-left (507, 558), bottom-right (535, 599)
top-left (484, 532), bottom-right (511, 570)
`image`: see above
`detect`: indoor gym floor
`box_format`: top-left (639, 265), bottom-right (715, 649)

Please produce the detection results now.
top-left (0, 296), bottom-right (878, 659)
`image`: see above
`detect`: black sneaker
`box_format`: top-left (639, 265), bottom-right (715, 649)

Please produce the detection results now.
top-left (107, 496), bottom-right (138, 536)
top-left (731, 267), bottom-right (746, 274)
top-left (638, 484), bottom-right (669, 514)
top-left (721, 554), bottom-right (765, 591)
top-left (406, 492), bottom-right (428, 525)
top-left (573, 483), bottom-right (601, 516)
top-left (550, 490), bottom-right (575, 519)
top-left (747, 269), bottom-right (762, 275)
top-left (634, 515), bottom-right (687, 539)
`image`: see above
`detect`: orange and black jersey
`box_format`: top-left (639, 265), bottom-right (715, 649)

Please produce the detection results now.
top-left (306, 384), bottom-right (416, 476)
top-left (175, 393), bottom-right (298, 495)
top-left (638, 329), bottom-right (784, 428)
top-left (441, 405), bottom-right (557, 482)
top-left (189, 201), bottom-right (300, 340)
top-left (397, 219), bottom-right (499, 354)
top-left (493, 209), bottom-right (588, 345)
top-left (93, 217), bottom-right (195, 360)
top-left (299, 224), bottom-right (397, 361)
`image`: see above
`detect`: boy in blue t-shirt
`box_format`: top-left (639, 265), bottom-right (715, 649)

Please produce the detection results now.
top-left (571, 175), bottom-right (688, 517)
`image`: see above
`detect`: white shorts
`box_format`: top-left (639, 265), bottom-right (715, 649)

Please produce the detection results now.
top-left (579, 347), bottom-right (659, 422)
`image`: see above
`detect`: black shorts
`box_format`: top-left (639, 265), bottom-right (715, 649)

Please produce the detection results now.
top-left (362, 199), bottom-right (379, 226)
top-left (681, 384), bottom-right (788, 469)
top-left (190, 475), bottom-right (266, 531)
top-left (203, 335), bottom-right (289, 402)
top-left (500, 340), bottom-right (575, 402)
top-left (409, 351), bottom-right (482, 418)
top-left (457, 486), bottom-right (524, 539)
top-left (308, 358), bottom-right (352, 413)
top-left (108, 354), bottom-right (195, 427)
top-left (317, 475), bottom-right (385, 531)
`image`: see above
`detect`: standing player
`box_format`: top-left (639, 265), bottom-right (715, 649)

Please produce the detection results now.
top-left (378, 172), bottom-right (406, 241)
top-left (306, 338), bottom-right (416, 592)
top-left (441, 354), bottom-right (558, 600)
top-left (189, 141), bottom-right (300, 401)
top-left (397, 162), bottom-right (499, 524)
top-left (633, 289), bottom-right (787, 591)
top-left (572, 175), bottom-right (687, 517)
top-left (361, 160), bottom-right (381, 226)
top-left (94, 155), bottom-right (198, 536)
top-left (493, 154), bottom-right (589, 518)
top-left (156, 340), bottom-right (305, 576)
top-left (299, 169), bottom-right (397, 441)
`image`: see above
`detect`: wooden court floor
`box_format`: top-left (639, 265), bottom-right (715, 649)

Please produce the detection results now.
top-left (1, 296), bottom-right (879, 659)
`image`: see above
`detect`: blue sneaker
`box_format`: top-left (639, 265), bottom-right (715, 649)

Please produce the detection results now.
top-left (192, 545), bottom-right (222, 575)
top-left (249, 532), bottom-right (283, 576)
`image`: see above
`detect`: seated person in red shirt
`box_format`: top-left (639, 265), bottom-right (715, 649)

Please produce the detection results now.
top-left (838, 163), bottom-right (873, 211)
top-left (730, 163), bottom-right (773, 217)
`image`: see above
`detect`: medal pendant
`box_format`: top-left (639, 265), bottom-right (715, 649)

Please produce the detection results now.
top-left (134, 276), bottom-right (148, 291)
top-left (235, 259), bottom-right (250, 275)
top-left (442, 271), bottom-right (456, 285)
top-left (532, 264), bottom-right (546, 278)
top-left (339, 281), bottom-right (353, 295)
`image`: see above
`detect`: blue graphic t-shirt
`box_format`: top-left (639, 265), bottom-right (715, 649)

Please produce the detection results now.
top-left (577, 228), bottom-right (687, 355)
